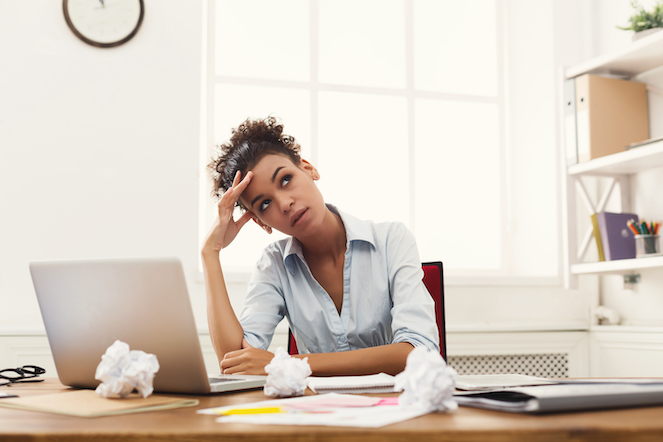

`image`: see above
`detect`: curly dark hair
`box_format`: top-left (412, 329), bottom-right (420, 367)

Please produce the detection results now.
top-left (207, 116), bottom-right (302, 203)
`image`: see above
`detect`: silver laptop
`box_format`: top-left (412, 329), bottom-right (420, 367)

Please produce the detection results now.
top-left (30, 257), bottom-right (266, 394)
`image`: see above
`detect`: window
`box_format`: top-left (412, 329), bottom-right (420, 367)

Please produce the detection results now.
top-left (203, 0), bottom-right (559, 281)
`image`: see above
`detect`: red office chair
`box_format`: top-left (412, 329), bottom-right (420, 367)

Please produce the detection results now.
top-left (288, 261), bottom-right (447, 360)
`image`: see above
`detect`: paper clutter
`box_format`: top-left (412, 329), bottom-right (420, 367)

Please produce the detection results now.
top-left (394, 347), bottom-right (457, 412)
top-left (95, 340), bottom-right (160, 399)
top-left (263, 347), bottom-right (312, 398)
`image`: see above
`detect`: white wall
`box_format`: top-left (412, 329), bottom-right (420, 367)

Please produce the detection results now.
top-left (0, 1), bottom-right (207, 329)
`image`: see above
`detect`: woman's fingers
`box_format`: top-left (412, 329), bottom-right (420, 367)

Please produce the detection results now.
top-left (219, 171), bottom-right (253, 215)
top-left (206, 170), bottom-right (256, 251)
top-left (220, 346), bottom-right (271, 376)
top-left (233, 170), bottom-right (253, 195)
top-left (232, 170), bottom-right (242, 187)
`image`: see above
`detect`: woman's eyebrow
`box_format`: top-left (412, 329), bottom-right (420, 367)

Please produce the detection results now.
top-left (271, 166), bottom-right (285, 183)
top-left (250, 194), bottom-right (263, 209)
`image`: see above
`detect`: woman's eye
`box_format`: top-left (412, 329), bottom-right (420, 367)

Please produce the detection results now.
top-left (260, 200), bottom-right (271, 211)
top-left (281, 175), bottom-right (291, 186)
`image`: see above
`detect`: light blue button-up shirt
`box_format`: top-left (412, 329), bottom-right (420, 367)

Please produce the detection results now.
top-left (239, 205), bottom-right (439, 354)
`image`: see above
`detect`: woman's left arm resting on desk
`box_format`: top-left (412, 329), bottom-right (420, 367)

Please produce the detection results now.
top-left (294, 342), bottom-right (415, 376)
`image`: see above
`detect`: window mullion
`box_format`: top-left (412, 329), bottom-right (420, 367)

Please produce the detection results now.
top-left (310, 0), bottom-right (319, 167)
top-left (405, 0), bottom-right (416, 232)
top-left (497, 0), bottom-right (512, 276)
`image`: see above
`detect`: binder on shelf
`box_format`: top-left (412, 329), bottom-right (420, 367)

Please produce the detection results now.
top-left (575, 74), bottom-right (649, 163)
top-left (597, 212), bottom-right (639, 261)
top-left (564, 78), bottom-right (578, 165)
top-left (591, 213), bottom-right (605, 262)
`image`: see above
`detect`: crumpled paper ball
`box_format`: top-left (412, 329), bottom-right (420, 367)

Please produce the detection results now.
top-left (394, 346), bottom-right (458, 412)
top-left (263, 347), bottom-right (312, 398)
top-left (95, 340), bottom-right (160, 398)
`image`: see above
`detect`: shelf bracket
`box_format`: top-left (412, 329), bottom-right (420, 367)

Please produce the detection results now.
top-left (623, 274), bottom-right (641, 285)
top-left (574, 177), bottom-right (618, 260)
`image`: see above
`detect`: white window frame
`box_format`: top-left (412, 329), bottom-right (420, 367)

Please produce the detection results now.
top-left (200, 0), bottom-right (563, 288)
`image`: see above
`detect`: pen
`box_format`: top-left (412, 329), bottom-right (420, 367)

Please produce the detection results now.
top-left (627, 219), bottom-right (640, 235)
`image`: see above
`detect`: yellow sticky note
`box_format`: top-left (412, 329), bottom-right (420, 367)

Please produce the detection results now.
top-left (219, 406), bottom-right (284, 415)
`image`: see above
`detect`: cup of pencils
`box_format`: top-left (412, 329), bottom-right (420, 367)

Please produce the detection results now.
top-left (628, 219), bottom-right (661, 258)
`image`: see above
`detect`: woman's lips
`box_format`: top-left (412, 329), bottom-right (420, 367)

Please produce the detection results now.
top-left (291, 208), bottom-right (308, 226)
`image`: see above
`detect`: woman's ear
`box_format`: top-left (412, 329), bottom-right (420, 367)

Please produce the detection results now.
top-left (300, 159), bottom-right (320, 181)
top-left (252, 216), bottom-right (272, 234)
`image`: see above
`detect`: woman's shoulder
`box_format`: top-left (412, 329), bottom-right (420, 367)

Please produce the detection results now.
top-left (366, 218), bottom-right (413, 240)
top-left (254, 236), bottom-right (304, 271)
top-left (256, 237), bottom-right (291, 262)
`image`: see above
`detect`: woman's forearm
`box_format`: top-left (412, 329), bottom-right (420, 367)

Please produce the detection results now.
top-left (202, 250), bottom-right (244, 365)
top-left (294, 342), bottom-right (414, 376)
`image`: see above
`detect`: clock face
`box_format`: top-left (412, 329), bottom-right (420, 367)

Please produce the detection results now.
top-left (63, 0), bottom-right (144, 48)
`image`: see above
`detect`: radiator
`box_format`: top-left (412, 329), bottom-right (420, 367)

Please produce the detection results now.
top-left (447, 353), bottom-right (569, 378)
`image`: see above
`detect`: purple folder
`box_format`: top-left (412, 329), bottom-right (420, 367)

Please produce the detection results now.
top-left (597, 212), bottom-right (639, 261)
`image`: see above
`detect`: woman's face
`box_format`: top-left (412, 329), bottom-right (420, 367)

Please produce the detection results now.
top-left (239, 153), bottom-right (326, 239)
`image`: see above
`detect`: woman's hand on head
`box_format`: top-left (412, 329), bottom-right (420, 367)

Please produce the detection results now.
top-left (203, 171), bottom-right (255, 254)
top-left (220, 338), bottom-right (274, 376)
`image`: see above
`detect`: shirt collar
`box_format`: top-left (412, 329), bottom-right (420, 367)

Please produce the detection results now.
top-left (283, 204), bottom-right (376, 274)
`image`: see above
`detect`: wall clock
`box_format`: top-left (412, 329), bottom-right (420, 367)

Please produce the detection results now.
top-left (63, 0), bottom-right (144, 48)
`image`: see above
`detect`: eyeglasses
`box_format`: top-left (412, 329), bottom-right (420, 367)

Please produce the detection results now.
top-left (0, 365), bottom-right (46, 386)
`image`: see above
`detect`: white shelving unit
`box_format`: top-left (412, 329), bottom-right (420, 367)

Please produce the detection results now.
top-left (571, 255), bottom-right (663, 276)
top-left (565, 29), bottom-right (663, 78)
top-left (567, 139), bottom-right (663, 177)
top-left (562, 31), bottom-right (663, 286)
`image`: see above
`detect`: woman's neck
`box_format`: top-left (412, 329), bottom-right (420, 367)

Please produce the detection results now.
top-left (298, 206), bottom-right (346, 263)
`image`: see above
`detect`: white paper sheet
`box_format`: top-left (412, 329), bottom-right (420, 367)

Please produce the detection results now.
top-left (197, 393), bottom-right (430, 428)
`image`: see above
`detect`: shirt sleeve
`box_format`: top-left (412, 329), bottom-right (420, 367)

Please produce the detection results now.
top-left (238, 248), bottom-right (287, 351)
top-left (386, 223), bottom-right (440, 353)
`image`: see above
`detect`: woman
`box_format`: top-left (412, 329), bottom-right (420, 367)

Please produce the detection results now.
top-left (203, 116), bottom-right (438, 376)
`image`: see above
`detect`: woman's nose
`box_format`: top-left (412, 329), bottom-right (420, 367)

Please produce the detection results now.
top-left (277, 195), bottom-right (294, 212)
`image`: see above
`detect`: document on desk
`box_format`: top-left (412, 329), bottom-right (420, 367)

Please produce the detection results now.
top-left (198, 393), bottom-right (428, 428)
top-left (307, 373), bottom-right (396, 394)
top-left (454, 382), bottom-right (663, 413)
top-left (455, 374), bottom-right (557, 391)
top-left (0, 389), bottom-right (199, 417)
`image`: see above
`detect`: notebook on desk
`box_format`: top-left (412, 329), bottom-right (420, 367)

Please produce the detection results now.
top-left (30, 257), bottom-right (266, 395)
top-left (454, 377), bottom-right (663, 414)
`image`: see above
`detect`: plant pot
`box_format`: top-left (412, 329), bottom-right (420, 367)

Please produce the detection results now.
top-left (632, 27), bottom-right (663, 41)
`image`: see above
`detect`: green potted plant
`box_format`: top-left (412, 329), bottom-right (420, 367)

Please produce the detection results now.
top-left (618, 0), bottom-right (663, 40)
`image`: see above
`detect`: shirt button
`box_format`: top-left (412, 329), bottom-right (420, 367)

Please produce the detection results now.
top-left (339, 336), bottom-right (347, 343)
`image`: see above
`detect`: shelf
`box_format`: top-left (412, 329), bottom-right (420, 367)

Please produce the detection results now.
top-left (571, 255), bottom-right (663, 275)
top-left (590, 325), bottom-right (663, 333)
top-left (567, 138), bottom-right (663, 176)
top-left (565, 30), bottom-right (663, 79)
top-left (562, 28), bottom-right (663, 287)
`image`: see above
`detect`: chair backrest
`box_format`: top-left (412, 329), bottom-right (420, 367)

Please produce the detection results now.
top-left (288, 261), bottom-right (447, 360)
top-left (421, 261), bottom-right (446, 360)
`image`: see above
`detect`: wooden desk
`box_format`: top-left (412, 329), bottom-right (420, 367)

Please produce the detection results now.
top-left (2, 379), bottom-right (663, 442)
